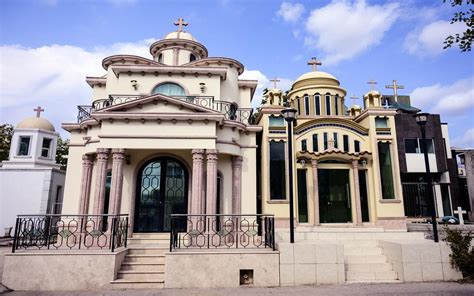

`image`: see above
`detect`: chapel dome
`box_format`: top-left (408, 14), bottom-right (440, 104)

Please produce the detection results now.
top-left (295, 71), bottom-right (338, 82)
top-left (292, 70), bottom-right (341, 90)
top-left (16, 117), bottom-right (55, 132)
top-left (164, 31), bottom-right (197, 41)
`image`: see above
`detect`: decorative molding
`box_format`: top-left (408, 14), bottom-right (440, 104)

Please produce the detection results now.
top-left (110, 65), bottom-right (227, 79)
top-left (98, 134), bottom-right (218, 140)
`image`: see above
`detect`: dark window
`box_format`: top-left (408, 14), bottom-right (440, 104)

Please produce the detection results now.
top-left (335, 95), bottom-right (339, 115)
top-left (51, 185), bottom-right (63, 214)
top-left (312, 134), bottom-right (318, 152)
top-left (354, 140), bottom-right (361, 153)
top-left (343, 135), bottom-right (349, 152)
top-left (41, 138), bottom-right (52, 158)
top-left (301, 140), bottom-right (307, 151)
top-left (296, 97), bottom-right (301, 115)
top-left (405, 139), bottom-right (419, 153)
top-left (190, 54), bottom-right (196, 62)
top-left (18, 136), bottom-right (31, 156)
top-left (375, 117), bottom-right (388, 128)
top-left (325, 95), bottom-right (331, 115)
top-left (420, 139), bottom-right (435, 154)
top-left (314, 94), bottom-right (321, 115)
top-left (324, 133), bottom-right (328, 150)
top-left (304, 95), bottom-right (310, 116)
top-left (158, 53), bottom-right (163, 63)
top-left (378, 142), bottom-right (395, 199)
top-left (333, 133), bottom-right (338, 149)
top-left (270, 141), bottom-right (286, 200)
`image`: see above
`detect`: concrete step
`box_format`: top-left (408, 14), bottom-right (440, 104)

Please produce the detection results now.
top-left (132, 233), bottom-right (170, 239)
top-left (128, 238), bottom-right (170, 245)
top-left (345, 263), bottom-right (393, 272)
top-left (343, 241), bottom-right (380, 248)
top-left (121, 263), bottom-right (165, 272)
top-left (127, 247), bottom-right (167, 255)
top-left (346, 270), bottom-right (398, 281)
top-left (344, 247), bottom-right (383, 256)
top-left (124, 254), bottom-right (165, 264)
top-left (117, 270), bottom-right (164, 281)
top-left (345, 255), bottom-right (387, 264)
top-left (346, 280), bottom-right (402, 284)
top-left (110, 279), bottom-right (164, 289)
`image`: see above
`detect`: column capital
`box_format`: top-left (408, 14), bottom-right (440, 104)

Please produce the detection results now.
top-left (82, 154), bottom-right (93, 166)
top-left (111, 149), bottom-right (126, 161)
top-left (206, 149), bottom-right (219, 162)
top-left (96, 148), bottom-right (110, 162)
top-left (311, 159), bottom-right (318, 168)
top-left (232, 155), bottom-right (243, 167)
top-left (192, 149), bottom-right (205, 161)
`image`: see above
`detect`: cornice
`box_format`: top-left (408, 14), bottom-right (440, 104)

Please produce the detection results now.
top-left (102, 55), bottom-right (163, 71)
top-left (86, 77), bottom-right (107, 87)
top-left (109, 65), bottom-right (227, 79)
top-left (288, 84), bottom-right (347, 97)
top-left (238, 79), bottom-right (258, 98)
top-left (185, 57), bottom-right (245, 75)
top-left (295, 117), bottom-right (369, 136)
top-left (354, 108), bottom-right (397, 122)
top-left (149, 38), bottom-right (208, 58)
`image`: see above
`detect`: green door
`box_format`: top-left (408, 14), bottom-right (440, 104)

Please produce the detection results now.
top-left (318, 169), bottom-right (352, 223)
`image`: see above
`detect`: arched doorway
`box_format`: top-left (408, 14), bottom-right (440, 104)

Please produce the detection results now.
top-left (134, 157), bottom-right (188, 232)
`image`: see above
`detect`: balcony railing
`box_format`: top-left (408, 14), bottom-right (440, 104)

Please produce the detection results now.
top-left (169, 214), bottom-right (275, 252)
top-left (11, 214), bottom-right (129, 253)
top-left (76, 95), bottom-right (253, 125)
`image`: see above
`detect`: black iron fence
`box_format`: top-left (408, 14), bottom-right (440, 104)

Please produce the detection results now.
top-left (169, 214), bottom-right (275, 252)
top-left (12, 214), bottom-right (128, 253)
top-left (402, 183), bottom-right (436, 217)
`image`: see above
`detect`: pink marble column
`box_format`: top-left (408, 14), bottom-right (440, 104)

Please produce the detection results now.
top-left (78, 154), bottom-right (93, 215)
top-left (206, 149), bottom-right (219, 216)
top-left (191, 149), bottom-right (205, 215)
top-left (232, 156), bottom-right (243, 215)
top-left (352, 159), bottom-right (363, 226)
top-left (311, 159), bottom-right (320, 226)
top-left (108, 149), bottom-right (125, 215)
top-left (93, 148), bottom-right (109, 216)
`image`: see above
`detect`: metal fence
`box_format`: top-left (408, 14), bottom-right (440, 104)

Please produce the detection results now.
top-left (12, 214), bottom-right (128, 253)
top-left (169, 214), bottom-right (275, 252)
top-left (402, 183), bottom-right (436, 217)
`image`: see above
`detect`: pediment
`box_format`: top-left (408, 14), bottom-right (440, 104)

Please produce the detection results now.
top-left (93, 94), bottom-right (221, 115)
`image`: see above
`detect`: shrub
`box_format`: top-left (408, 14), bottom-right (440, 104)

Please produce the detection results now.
top-left (444, 228), bottom-right (474, 281)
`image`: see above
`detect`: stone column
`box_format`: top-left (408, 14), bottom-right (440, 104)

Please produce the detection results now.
top-left (311, 159), bottom-right (320, 226)
top-left (352, 159), bottom-right (363, 226)
top-left (206, 149), bottom-right (219, 216)
top-left (108, 149), bottom-right (125, 215)
top-left (78, 154), bottom-right (93, 215)
top-left (93, 148), bottom-right (109, 216)
top-left (232, 156), bottom-right (243, 215)
top-left (191, 149), bottom-right (205, 215)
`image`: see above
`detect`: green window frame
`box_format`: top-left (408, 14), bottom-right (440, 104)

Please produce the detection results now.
top-left (378, 142), bottom-right (395, 199)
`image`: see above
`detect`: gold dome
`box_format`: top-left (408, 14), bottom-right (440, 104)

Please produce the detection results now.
top-left (16, 117), bottom-right (55, 132)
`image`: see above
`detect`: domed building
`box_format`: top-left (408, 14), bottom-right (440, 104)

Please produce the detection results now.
top-left (0, 107), bottom-right (65, 234)
top-left (256, 58), bottom-right (406, 229)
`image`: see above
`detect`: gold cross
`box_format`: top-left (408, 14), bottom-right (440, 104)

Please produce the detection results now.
top-left (34, 106), bottom-right (44, 118)
top-left (385, 80), bottom-right (404, 102)
top-left (350, 95), bottom-right (358, 105)
top-left (307, 57), bottom-right (322, 71)
top-left (269, 77), bottom-right (280, 89)
top-left (367, 79), bottom-right (378, 90)
top-left (174, 17), bottom-right (188, 32)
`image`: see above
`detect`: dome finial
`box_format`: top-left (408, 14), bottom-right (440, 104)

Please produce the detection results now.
top-left (34, 106), bottom-right (44, 118)
top-left (350, 94), bottom-right (359, 105)
top-left (367, 79), bottom-right (378, 91)
top-left (307, 57), bottom-right (322, 71)
top-left (270, 77), bottom-right (280, 89)
top-left (174, 17), bottom-right (188, 32)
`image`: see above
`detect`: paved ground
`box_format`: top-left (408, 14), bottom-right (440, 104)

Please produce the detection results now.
top-left (2, 282), bottom-right (474, 296)
top-left (0, 247), bottom-right (10, 283)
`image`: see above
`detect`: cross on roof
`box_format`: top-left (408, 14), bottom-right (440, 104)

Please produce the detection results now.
top-left (174, 17), bottom-right (188, 32)
top-left (270, 77), bottom-right (280, 89)
top-left (307, 57), bottom-right (322, 71)
top-left (385, 80), bottom-right (404, 102)
top-left (367, 79), bottom-right (378, 90)
top-left (350, 95), bottom-right (359, 105)
top-left (34, 106), bottom-right (44, 118)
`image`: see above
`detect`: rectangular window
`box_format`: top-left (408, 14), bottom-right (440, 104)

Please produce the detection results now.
top-left (375, 117), bottom-right (388, 128)
top-left (297, 97), bottom-right (301, 115)
top-left (325, 95), bottom-right (331, 115)
top-left (314, 95), bottom-right (321, 115)
top-left (312, 134), bottom-right (318, 152)
top-left (333, 133), bottom-right (338, 149)
top-left (18, 136), bottom-right (31, 156)
top-left (270, 141), bottom-right (286, 200)
top-left (420, 139), bottom-right (435, 154)
top-left (335, 96), bottom-right (339, 116)
top-left (405, 138), bottom-right (435, 154)
top-left (269, 116), bottom-right (285, 127)
top-left (354, 140), bottom-right (361, 153)
top-left (41, 138), bottom-right (52, 158)
top-left (323, 133), bottom-right (328, 150)
top-left (301, 140), bottom-right (307, 151)
top-left (304, 96), bottom-right (310, 116)
top-left (378, 142), bottom-right (395, 199)
top-left (51, 185), bottom-right (63, 214)
top-left (343, 135), bottom-right (349, 152)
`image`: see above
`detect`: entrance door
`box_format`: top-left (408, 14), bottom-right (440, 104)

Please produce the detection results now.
top-left (318, 169), bottom-right (352, 223)
top-left (297, 169), bottom-right (309, 223)
top-left (359, 170), bottom-right (370, 222)
top-left (134, 157), bottom-right (188, 232)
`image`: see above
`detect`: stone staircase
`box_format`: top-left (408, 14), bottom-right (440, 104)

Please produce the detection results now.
top-left (344, 240), bottom-right (399, 283)
top-left (110, 233), bottom-right (170, 289)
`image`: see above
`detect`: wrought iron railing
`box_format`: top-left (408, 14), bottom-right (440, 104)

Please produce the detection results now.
top-left (11, 214), bottom-right (128, 253)
top-left (169, 214), bottom-right (275, 252)
top-left (77, 94), bottom-right (254, 125)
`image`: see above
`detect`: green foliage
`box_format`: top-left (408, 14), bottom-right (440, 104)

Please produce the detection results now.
top-left (444, 227), bottom-right (474, 280)
top-left (56, 136), bottom-right (69, 171)
top-left (0, 124), bottom-right (14, 162)
top-left (443, 0), bottom-right (473, 52)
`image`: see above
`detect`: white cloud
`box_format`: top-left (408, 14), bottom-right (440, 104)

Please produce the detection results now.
top-left (404, 20), bottom-right (466, 56)
top-left (304, 0), bottom-right (400, 65)
top-left (452, 128), bottom-right (474, 149)
top-left (277, 2), bottom-right (305, 23)
top-left (0, 39), bottom-right (155, 136)
top-left (240, 70), bottom-right (293, 108)
top-left (410, 76), bottom-right (474, 116)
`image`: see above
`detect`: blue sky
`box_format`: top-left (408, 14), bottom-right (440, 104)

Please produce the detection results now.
top-left (0, 0), bottom-right (473, 147)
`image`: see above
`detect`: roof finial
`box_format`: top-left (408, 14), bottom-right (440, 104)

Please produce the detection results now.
top-left (385, 80), bottom-right (404, 102)
top-left (367, 79), bottom-right (378, 91)
top-left (307, 57), bottom-right (322, 71)
top-left (350, 95), bottom-right (359, 105)
top-left (174, 17), bottom-right (188, 32)
top-left (34, 106), bottom-right (44, 118)
top-left (270, 77), bottom-right (280, 89)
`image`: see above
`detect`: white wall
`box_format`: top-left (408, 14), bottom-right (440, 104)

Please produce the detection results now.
top-left (406, 154), bottom-right (438, 173)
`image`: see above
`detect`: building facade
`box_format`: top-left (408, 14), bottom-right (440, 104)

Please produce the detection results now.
top-left (450, 149), bottom-right (474, 220)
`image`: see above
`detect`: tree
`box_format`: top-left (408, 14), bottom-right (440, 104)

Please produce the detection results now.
top-left (56, 136), bottom-right (69, 171)
top-left (0, 124), bottom-right (14, 162)
top-left (444, 0), bottom-right (474, 52)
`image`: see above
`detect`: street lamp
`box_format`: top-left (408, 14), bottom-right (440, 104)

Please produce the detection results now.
top-left (414, 112), bottom-right (439, 243)
top-left (281, 107), bottom-right (297, 243)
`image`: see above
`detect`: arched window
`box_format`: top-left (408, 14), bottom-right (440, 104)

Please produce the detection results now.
top-left (190, 54), bottom-right (196, 62)
top-left (303, 95), bottom-right (310, 116)
top-left (335, 94), bottom-right (339, 115)
top-left (158, 53), bottom-right (163, 63)
top-left (152, 83), bottom-right (185, 96)
top-left (325, 94), bottom-right (331, 115)
top-left (314, 94), bottom-right (321, 115)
